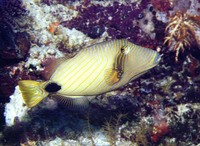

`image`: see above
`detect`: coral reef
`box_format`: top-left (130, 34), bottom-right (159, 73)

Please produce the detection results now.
top-left (0, 0), bottom-right (200, 145)
top-left (63, 0), bottom-right (164, 47)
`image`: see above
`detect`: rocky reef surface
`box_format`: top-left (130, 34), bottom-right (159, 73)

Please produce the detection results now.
top-left (0, 0), bottom-right (200, 145)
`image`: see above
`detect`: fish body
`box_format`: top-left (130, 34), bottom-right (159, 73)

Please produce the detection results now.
top-left (18, 39), bottom-right (160, 108)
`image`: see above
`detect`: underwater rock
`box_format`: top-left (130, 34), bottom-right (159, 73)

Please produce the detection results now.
top-left (0, 0), bottom-right (28, 18)
top-left (0, 22), bottom-right (16, 60)
top-left (0, 63), bottom-right (39, 98)
top-left (0, 22), bottom-right (30, 66)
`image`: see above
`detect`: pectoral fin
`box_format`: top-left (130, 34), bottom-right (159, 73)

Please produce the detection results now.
top-left (105, 69), bottom-right (120, 86)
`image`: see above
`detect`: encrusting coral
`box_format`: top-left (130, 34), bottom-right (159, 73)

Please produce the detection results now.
top-left (164, 11), bottom-right (200, 61)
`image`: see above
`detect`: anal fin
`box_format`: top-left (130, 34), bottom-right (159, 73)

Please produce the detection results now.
top-left (53, 95), bottom-right (93, 110)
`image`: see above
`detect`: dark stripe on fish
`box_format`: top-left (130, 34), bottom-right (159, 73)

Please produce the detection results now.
top-left (114, 45), bottom-right (127, 79)
top-left (105, 45), bottom-right (128, 86)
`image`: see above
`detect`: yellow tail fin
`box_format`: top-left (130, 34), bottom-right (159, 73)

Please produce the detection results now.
top-left (18, 80), bottom-right (49, 108)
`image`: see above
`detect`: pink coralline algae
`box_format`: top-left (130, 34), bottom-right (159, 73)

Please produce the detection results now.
top-left (151, 120), bottom-right (169, 142)
top-left (151, 0), bottom-right (173, 11)
top-left (148, 100), bottom-right (170, 142)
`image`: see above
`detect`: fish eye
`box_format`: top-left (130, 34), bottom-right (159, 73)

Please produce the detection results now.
top-left (121, 46), bottom-right (125, 52)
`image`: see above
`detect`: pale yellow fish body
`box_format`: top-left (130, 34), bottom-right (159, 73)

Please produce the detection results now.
top-left (49, 39), bottom-right (160, 96)
top-left (18, 39), bottom-right (160, 108)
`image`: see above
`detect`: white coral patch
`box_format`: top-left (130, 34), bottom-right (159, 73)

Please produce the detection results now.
top-left (177, 104), bottom-right (190, 116)
top-left (58, 27), bottom-right (92, 48)
top-left (139, 12), bottom-right (155, 33)
top-left (4, 86), bottom-right (29, 126)
top-left (20, 0), bottom-right (91, 72)
top-left (41, 137), bottom-right (80, 146)
top-left (156, 11), bottom-right (168, 23)
top-left (138, 6), bottom-right (155, 39)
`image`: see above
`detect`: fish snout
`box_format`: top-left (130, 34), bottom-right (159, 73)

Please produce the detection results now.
top-left (153, 52), bottom-right (161, 64)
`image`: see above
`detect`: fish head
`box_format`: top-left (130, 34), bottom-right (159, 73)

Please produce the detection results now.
top-left (124, 43), bottom-right (160, 82)
top-left (112, 40), bottom-right (161, 88)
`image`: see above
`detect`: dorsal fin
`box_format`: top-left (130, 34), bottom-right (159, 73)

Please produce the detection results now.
top-left (53, 95), bottom-right (91, 110)
top-left (41, 56), bottom-right (71, 80)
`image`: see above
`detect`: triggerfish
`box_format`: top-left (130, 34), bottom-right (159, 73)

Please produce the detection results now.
top-left (18, 39), bottom-right (160, 108)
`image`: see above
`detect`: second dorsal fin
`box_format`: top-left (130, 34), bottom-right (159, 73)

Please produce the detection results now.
top-left (41, 56), bottom-right (71, 80)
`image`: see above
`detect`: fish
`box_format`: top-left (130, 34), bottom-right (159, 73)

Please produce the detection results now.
top-left (18, 39), bottom-right (160, 108)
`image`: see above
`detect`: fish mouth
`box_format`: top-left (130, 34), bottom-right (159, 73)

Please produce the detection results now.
top-left (153, 52), bottom-right (161, 64)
